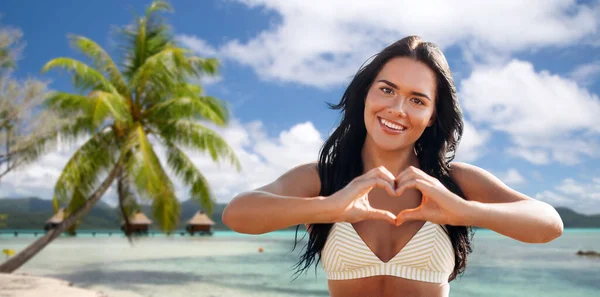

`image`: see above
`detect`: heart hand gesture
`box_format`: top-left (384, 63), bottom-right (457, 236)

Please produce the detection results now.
top-left (325, 166), bottom-right (471, 227)
top-left (393, 166), bottom-right (470, 226)
top-left (325, 166), bottom-right (398, 225)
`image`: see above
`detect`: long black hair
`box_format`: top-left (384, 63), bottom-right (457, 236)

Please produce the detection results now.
top-left (293, 36), bottom-right (473, 282)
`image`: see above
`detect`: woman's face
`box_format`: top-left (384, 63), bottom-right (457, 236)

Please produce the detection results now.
top-left (364, 57), bottom-right (437, 152)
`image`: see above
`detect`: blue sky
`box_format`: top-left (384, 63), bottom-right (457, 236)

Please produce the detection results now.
top-left (1, 0), bottom-right (600, 214)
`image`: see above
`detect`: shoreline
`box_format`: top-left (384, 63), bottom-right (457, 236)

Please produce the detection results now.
top-left (0, 272), bottom-right (108, 297)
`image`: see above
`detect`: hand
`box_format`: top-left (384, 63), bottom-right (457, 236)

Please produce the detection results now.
top-left (393, 166), bottom-right (472, 226)
top-left (325, 166), bottom-right (398, 225)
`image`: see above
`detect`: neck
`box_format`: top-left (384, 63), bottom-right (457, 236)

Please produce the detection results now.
top-left (361, 136), bottom-right (419, 176)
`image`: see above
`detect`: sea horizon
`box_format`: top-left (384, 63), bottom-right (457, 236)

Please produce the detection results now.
top-left (2, 227), bottom-right (600, 236)
top-left (2, 227), bottom-right (599, 297)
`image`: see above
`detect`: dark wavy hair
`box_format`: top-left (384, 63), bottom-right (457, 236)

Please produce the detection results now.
top-left (293, 36), bottom-right (473, 282)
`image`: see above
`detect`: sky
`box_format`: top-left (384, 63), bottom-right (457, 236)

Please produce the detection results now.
top-left (1, 0), bottom-right (600, 214)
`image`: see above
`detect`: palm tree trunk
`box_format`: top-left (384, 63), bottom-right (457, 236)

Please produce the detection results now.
top-left (117, 170), bottom-right (133, 237)
top-left (0, 163), bottom-right (122, 273)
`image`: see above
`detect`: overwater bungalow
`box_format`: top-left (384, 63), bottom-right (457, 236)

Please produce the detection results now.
top-left (44, 208), bottom-right (65, 231)
top-left (121, 211), bottom-right (152, 235)
top-left (185, 211), bottom-right (215, 235)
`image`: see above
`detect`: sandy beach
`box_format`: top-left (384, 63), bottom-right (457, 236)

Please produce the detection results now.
top-left (0, 273), bottom-right (107, 297)
top-left (1, 230), bottom-right (599, 297)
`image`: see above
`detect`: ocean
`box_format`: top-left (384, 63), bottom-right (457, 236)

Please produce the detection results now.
top-left (1, 229), bottom-right (599, 297)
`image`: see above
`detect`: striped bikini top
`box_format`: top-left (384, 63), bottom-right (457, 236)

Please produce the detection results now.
top-left (321, 221), bottom-right (455, 283)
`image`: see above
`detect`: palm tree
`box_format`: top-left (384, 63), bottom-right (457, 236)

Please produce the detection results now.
top-left (0, 1), bottom-right (239, 273)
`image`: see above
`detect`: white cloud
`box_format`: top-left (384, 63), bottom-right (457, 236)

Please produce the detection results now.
top-left (460, 60), bottom-right (600, 165)
top-left (499, 168), bottom-right (526, 186)
top-left (454, 120), bottom-right (490, 162)
top-left (555, 178), bottom-right (600, 200)
top-left (536, 177), bottom-right (600, 214)
top-left (535, 191), bottom-right (571, 205)
top-left (0, 119), bottom-right (324, 206)
top-left (506, 148), bottom-right (549, 165)
top-left (202, 0), bottom-right (600, 88)
top-left (0, 136), bottom-right (87, 200)
top-left (570, 61), bottom-right (600, 86)
top-left (177, 34), bottom-right (218, 57)
top-left (168, 119), bottom-right (323, 201)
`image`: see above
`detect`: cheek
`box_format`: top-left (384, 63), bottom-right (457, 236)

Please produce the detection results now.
top-left (365, 92), bottom-right (386, 112)
top-left (411, 108), bottom-right (435, 127)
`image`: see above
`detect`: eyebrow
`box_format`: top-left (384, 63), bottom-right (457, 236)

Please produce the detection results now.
top-left (377, 79), bottom-right (432, 101)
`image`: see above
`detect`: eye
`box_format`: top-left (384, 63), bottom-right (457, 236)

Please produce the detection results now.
top-left (380, 87), bottom-right (394, 95)
top-left (411, 97), bottom-right (425, 105)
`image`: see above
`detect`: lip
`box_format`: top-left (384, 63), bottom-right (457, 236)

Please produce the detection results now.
top-left (378, 116), bottom-right (407, 135)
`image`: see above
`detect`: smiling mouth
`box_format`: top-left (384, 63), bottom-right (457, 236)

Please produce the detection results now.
top-left (378, 117), bottom-right (407, 132)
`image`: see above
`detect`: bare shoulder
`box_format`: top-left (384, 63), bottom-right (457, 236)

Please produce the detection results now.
top-left (449, 162), bottom-right (529, 203)
top-left (254, 162), bottom-right (321, 198)
top-left (449, 162), bottom-right (497, 184)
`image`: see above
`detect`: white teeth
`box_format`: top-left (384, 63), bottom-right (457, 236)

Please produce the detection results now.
top-left (380, 118), bottom-right (406, 131)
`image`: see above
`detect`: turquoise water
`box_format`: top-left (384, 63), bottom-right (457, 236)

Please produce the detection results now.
top-left (1, 229), bottom-right (599, 297)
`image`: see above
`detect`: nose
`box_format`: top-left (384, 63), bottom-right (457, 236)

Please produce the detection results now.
top-left (387, 98), bottom-right (407, 117)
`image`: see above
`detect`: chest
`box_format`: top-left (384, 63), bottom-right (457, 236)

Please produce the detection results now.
top-left (354, 188), bottom-right (425, 262)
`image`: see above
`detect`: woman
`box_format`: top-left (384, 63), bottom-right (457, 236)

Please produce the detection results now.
top-left (222, 36), bottom-right (563, 297)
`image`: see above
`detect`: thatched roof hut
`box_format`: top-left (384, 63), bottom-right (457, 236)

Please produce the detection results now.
top-left (44, 208), bottom-right (65, 231)
top-left (185, 211), bottom-right (215, 235)
top-left (128, 212), bottom-right (153, 225)
top-left (121, 211), bottom-right (152, 234)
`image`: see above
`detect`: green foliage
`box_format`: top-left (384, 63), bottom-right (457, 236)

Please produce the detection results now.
top-left (42, 1), bottom-right (240, 233)
top-left (41, 58), bottom-right (117, 93)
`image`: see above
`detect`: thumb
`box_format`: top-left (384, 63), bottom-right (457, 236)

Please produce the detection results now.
top-left (368, 208), bottom-right (397, 225)
top-left (396, 207), bottom-right (423, 226)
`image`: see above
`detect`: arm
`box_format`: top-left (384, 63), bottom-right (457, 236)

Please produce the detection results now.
top-left (450, 162), bottom-right (564, 243)
top-left (222, 163), bottom-right (332, 234)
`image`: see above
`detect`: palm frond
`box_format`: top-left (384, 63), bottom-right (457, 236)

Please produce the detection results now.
top-left (146, 1), bottom-right (172, 17)
top-left (57, 116), bottom-right (97, 141)
top-left (118, 172), bottom-right (140, 216)
top-left (151, 191), bottom-right (180, 234)
top-left (123, 123), bottom-right (179, 232)
top-left (130, 47), bottom-right (190, 99)
top-left (154, 120), bottom-right (240, 170)
top-left (188, 56), bottom-right (219, 77)
top-left (41, 58), bottom-right (117, 93)
top-left (45, 91), bottom-right (131, 128)
top-left (166, 143), bottom-right (214, 215)
top-left (52, 128), bottom-right (117, 206)
top-left (44, 92), bottom-right (93, 116)
top-left (121, 2), bottom-right (172, 80)
top-left (69, 35), bottom-right (129, 96)
top-left (88, 91), bottom-right (132, 126)
top-left (145, 94), bottom-right (228, 126)
top-left (64, 188), bottom-right (86, 234)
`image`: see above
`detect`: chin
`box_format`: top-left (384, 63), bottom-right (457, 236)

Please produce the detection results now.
top-left (367, 132), bottom-right (410, 152)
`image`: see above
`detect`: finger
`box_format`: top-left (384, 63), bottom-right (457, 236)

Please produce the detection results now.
top-left (366, 166), bottom-right (396, 187)
top-left (394, 179), bottom-right (424, 196)
top-left (394, 168), bottom-right (417, 190)
top-left (396, 207), bottom-right (424, 226)
top-left (395, 165), bottom-right (418, 180)
top-left (368, 208), bottom-right (397, 225)
top-left (362, 177), bottom-right (396, 196)
top-left (396, 166), bottom-right (434, 185)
